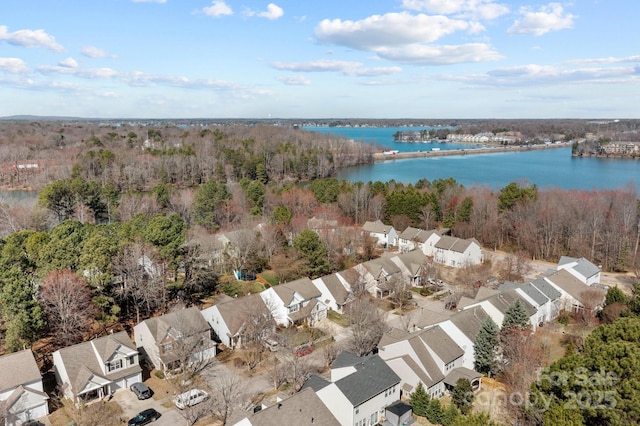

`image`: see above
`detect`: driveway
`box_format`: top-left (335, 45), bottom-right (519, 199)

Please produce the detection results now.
top-left (112, 387), bottom-right (184, 425)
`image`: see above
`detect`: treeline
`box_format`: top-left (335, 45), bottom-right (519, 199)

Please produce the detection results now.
top-left (0, 121), bottom-right (373, 190)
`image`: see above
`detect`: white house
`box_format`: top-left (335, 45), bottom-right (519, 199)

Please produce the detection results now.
top-left (433, 236), bottom-right (483, 267)
top-left (312, 273), bottom-right (353, 314)
top-left (389, 250), bottom-right (428, 286)
top-left (134, 307), bottom-right (216, 372)
top-left (53, 331), bottom-right (142, 404)
top-left (260, 278), bottom-right (327, 327)
top-left (201, 294), bottom-right (271, 349)
top-left (543, 269), bottom-right (607, 314)
top-left (303, 351), bottom-right (400, 426)
top-left (459, 289), bottom-right (538, 330)
top-left (356, 257), bottom-right (403, 298)
top-left (557, 256), bottom-right (602, 286)
top-left (0, 349), bottom-right (49, 425)
top-left (362, 220), bottom-right (398, 248)
top-left (397, 227), bottom-right (444, 256)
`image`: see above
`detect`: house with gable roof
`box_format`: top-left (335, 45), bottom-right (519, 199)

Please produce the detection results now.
top-left (543, 269), bottom-right (607, 314)
top-left (433, 236), bottom-right (482, 267)
top-left (52, 331), bottom-right (141, 404)
top-left (356, 256), bottom-right (403, 298)
top-left (398, 226), bottom-right (446, 255)
top-left (260, 277), bottom-right (327, 327)
top-left (459, 288), bottom-right (538, 330)
top-left (0, 349), bottom-right (49, 425)
top-left (362, 220), bottom-right (398, 248)
top-left (499, 278), bottom-right (563, 325)
top-left (134, 306), bottom-right (216, 372)
top-left (377, 324), bottom-right (480, 398)
top-left (557, 256), bottom-right (601, 286)
top-left (231, 387), bottom-right (341, 426)
top-left (389, 249), bottom-right (428, 286)
top-left (201, 293), bottom-right (272, 349)
top-left (312, 273), bottom-right (353, 314)
top-left (302, 351), bottom-right (400, 426)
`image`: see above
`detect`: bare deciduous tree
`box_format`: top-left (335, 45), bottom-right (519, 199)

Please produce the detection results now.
top-left (38, 269), bottom-right (95, 346)
top-left (347, 294), bottom-right (388, 356)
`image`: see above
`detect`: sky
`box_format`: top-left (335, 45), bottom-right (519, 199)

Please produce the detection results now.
top-left (0, 0), bottom-right (638, 119)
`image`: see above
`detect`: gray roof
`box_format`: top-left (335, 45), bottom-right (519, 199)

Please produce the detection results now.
top-left (143, 306), bottom-right (210, 343)
top-left (545, 269), bottom-right (606, 305)
top-left (213, 293), bottom-right (268, 335)
top-left (529, 277), bottom-right (562, 301)
top-left (317, 273), bottom-right (350, 305)
top-left (398, 227), bottom-right (440, 244)
top-left (302, 374), bottom-right (331, 393)
top-left (434, 236), bottom-right (478, 253)
top-left (0, 349), bottom-right (41, 392)
top-left (486, 289), bottom-right (538, 317)
top-left (499, 281), bottom-right (550, 306)
top-left (449, 306), bottom-right (491, 342)
top-left (398, 226), bottom-right (423, 240)
top-left (393, 250), bottom-right (426, 276)
top-left (245, 387), bottom-right (340, 426)
top-left (272, 277), bottom-right (321, 305)
top-left (54, 331), bottom-right (140, 395)
top-left (363, 220), bottom-right (394, 234)
top-left (379, 328), bottom-right (412, 347)
top-left (559, 256), bottom-right (601, 280)
top-left (418, 326), bottom-right (464, 364)
top-left (443, 367), bottom-right (482, 387)
top-left (331, 352), bottom-right (400, 406)
top-left (337, 268), bottom-right (364, 288)
top-left (362, 257), bottom-right (401, 278)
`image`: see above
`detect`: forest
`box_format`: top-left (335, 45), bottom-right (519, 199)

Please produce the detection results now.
top-left (0, 120), bottom-right (638, 354)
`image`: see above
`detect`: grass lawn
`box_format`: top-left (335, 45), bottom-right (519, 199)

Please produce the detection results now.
top-left (327, 309), bottom-right (350, 327)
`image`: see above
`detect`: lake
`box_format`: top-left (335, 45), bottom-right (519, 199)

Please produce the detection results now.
top-left (305, 126), bottom-right (640, 190)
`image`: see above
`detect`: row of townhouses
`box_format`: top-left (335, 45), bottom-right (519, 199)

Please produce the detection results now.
top-left (0, 218), bottom-right (607, 426)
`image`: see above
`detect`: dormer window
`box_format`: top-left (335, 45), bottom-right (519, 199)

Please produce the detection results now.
top-left (162, 342), bottom-right (174, 353)
top-left (288, 304), bottom-right (300, 314)
top-left (107, 358), bottom-right (123, 372)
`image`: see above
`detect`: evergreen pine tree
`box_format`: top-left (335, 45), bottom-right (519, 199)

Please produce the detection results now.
top-left (409, 382), bottom-right (430, 417)
top-left (451, 378), bottom-right (474, 415)
top-left (474, 317), bottom-right (499, 375)
top-left (502, 299), bottom-right (531, 330)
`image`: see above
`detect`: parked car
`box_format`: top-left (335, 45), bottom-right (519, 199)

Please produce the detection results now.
top-left (174, 389), bottom-right (209, 410)
top-left (128, 408), bottom-right (161, 426)
top-left (295, 345), bottom-right (313, 357)
top-left (130, 382), bottom-right (152, 400)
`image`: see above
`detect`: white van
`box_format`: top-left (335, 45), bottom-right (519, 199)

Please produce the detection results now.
top-left (174, 389), bottom-right (209, 409)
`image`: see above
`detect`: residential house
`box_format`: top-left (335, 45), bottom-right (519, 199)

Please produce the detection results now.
top-left (260, 278), bottom-right (327, 327)
top-left (303, 351), bottom-right (401, 426)
top-left (356, 257), bottom-right (403, 298)
top-left (434, 306), bottom-right (492, 370)
top-left (134, 307), bottom-right (216, 372)
top-left (543, 269), bottom-right (607, 314)
top-left (231, 387), bottom-right (341, 426)
top-left (201, 294), bottom-right (271, 349)
top-left (312, 273), bottom-right (353, 314)
top-left (0, 349), bottom-right (49, 425)
top-left (53, 331), bottom-right (142, 404)
top-left (460, 289), bottom-right (538, 330)
top-left (362, 220), bottom-right (398, 248)
top-left (389, 250), bottom-right (428, 286)
top-left (557, 256), bottom-right (602, 286)
top-left (433, 236), bottom-right (482, 267)
top-left (398, 227), bottom-right (445, 256)
top-left (377, 325), bottom-right (473, 398)
top-left (499, 279), bottom-right (561, 325)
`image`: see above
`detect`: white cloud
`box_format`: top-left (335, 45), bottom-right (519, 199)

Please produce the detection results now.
top-left (508, 3), bottom-right (575, 36)
top-left (315, 12), bottom-right (472, 50)
top-left (0, 25), bottom-right (63, 51)
top-left (258, 3), bottom-right (284, 20)
top-left (401, 0), bottom-right (509, 20)
top-left (59, 57), bottom-right (78, 68)
top-left (203, 1), bottom-right (233, 17)
top-left (566, 55), bottom-right (640, 65)
top-left (271, 59), bottom-right (402, 77)
top-left (0, 58), bottom-right (29, 74)
top-left (276, 75), bottom-right (310, 85)
top-left (376, 43), bottom-right (503, 65)
top-left (82, 46), bottom-right (114, 58)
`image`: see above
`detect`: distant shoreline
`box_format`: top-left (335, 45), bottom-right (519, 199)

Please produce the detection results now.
top-left (373, 142), bottom-right (571, 161)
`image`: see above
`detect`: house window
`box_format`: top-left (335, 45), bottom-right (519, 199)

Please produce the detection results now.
top-left (128, 355), bottom-right (135, 366)
top-left (162, 342), bottom-right (173, 353)
top-left (107, 359), bottom-right (123, 372)
top-left (288, 304), bottom-right (300, 313)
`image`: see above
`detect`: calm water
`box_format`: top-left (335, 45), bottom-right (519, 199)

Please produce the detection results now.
top-left (306, 126), bottom-right (640, 190)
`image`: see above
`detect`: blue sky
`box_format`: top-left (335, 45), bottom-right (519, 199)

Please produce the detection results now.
top-left (0, 0), bottom-right (638, 119)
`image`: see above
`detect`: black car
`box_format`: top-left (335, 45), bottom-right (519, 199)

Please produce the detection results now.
top-left (128, 408), bottom-right (160, 426)
top-left (130, 382), bottom-right (152, 400)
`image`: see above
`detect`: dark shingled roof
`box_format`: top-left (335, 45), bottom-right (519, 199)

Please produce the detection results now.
top-left (331, 352), bottom-right (400, 406)
top-left (0, 349), bottom-right (41, 392)
top-left (246, 387), bottom-right (340, 426)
